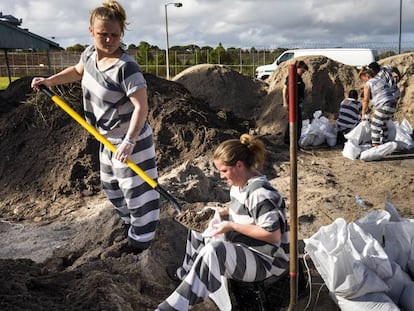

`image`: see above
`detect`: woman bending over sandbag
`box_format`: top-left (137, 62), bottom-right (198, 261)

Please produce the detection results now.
top-left (359, 67), bottom-right (396, 147)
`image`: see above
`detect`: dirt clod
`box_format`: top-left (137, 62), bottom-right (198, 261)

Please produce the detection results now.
top-left (175, 207), bottom-right (216, 233)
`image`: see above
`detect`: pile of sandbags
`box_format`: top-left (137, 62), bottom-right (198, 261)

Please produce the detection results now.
top-left (304, 202), bottom-right (414, 310)
top-left (342, 119), bottom-right (414, 161)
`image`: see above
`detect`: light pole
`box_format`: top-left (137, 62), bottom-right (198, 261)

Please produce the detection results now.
top-left (398, 0), bottom-right (402, 54)
top-left (165, 2), bottom-right (182, 80)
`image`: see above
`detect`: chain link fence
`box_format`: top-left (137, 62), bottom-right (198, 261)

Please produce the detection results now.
top-left (1, 43), bottom-right (413, 79)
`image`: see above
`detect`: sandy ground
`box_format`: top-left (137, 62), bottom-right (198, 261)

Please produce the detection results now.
top-left (0, 53), bottom-right (413, 311)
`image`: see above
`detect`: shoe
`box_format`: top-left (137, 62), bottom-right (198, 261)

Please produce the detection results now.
top-left (166, 265), bottom-right (181, 283)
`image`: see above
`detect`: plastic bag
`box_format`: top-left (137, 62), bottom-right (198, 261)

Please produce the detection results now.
top-left (202, 207), bottom-right (225, 240)
top-left (335, 292), bottom-right (400, 311)
top-left (360, 142), bottom-right (398, 161)
top-left (299, 111), bottom-right (337, 147)
top-left (400, 282), bottom-right (414, 311)
top-left (395, 119), bottom-right (414, 150)
top-left (386, 119), bottom-right (397, 142)
top-left (344, 121), bottom-right (371, 145)
top-left (356, 209), bottom-right (414, 275)
top-left (304, 218), bottom-right (391, 299)
top-left (342, 141), bottom-right (361, 160)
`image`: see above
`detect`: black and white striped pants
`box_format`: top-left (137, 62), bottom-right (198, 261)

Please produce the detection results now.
top-left (371, 102), bottom-right (396, 145)
top-left (100, 125), bottom-right (160, 250)
top-left (156, 230), bottom-right (288, 311)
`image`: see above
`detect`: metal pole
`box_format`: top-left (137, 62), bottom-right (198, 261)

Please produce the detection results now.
top-left (4, 49), bottom-right (12, 83)
top-left (164, 4), bottom-right (170, 79)
top-left (287, 64), bottom-right (298, 311)
top-left (398, 0), bottom-right (402, 54)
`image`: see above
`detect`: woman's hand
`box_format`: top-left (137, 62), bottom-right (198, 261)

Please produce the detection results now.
top-left (212, 221), bottom-right (233, 235)
top-left (216, 206), bottom-right (229, 217)
top-left (114, 139), bottom-right (135, 163)
top-left (31, 77), bottom-right (50, 91)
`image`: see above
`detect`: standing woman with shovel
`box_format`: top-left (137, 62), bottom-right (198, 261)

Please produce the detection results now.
top-left (31, 1), bottom-right (160, 256)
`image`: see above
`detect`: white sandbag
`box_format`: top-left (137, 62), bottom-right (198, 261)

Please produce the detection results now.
top-left (360, 142), bottom-right (398, 161)
top-left (384, 262), bottom-right (412, 304)
top-left (400, 282), bottom-right (414, 311)
top-left (342, 141), bottom-right (361, 160)
top-left (312, 132), bottom-right (326, 146)
top-left (310, 115), bottom-right (327, 146)
top-left (299, 119), bottom-right (315, 147)
top-left (400, 118), bottom-right (413, 134)
top-left (356, 210), bottom-right (414, 273)
top-left (386, 119), bottom-right (397, 142)
top-left (344, 120), bottom-right (371, 145)
top-left (304, 218), bottom-right (391, 299)
top-left (384, 202), bottom-right (403, 222)
top-left (394, 119), bottom-right (414, 150)
top-left (335, 292), bottom-right (400, 311)
top-left (326, 134), bottom-right (337, 147)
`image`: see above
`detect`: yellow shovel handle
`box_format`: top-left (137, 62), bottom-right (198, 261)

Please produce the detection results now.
top-left (40, 85), bottom-right (181, 213)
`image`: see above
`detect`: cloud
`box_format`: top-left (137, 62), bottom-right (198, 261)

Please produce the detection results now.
top-left (1, 0), bottom-right (413, 49)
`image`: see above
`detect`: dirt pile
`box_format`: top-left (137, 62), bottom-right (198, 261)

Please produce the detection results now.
top-left (0, 53), bottom-right (413, 311)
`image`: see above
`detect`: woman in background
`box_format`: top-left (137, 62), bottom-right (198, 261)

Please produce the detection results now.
top-left (359, 67), bottom-right (396, 147)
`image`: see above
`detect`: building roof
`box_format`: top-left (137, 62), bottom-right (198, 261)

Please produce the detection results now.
top-left (0, 20), bottom-right (61, 50)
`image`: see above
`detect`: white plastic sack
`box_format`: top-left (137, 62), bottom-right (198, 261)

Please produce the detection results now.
top-left (360, 142), bottom-right (398, 161)
top-left (202, 207), bottom-right (225, 240)
top-left (344, 120), bottom-right (371, 145)
top-left (311, 115), bottom-right (329, 146)
top-left (335, 292), bottom-right (400, 311)
top-left (386, 119), bottom-right (397, 142)
top-left (342, 141), bottom-right (361, 160)
top-left (304, 218), bottom-right (391, 299)
top-left (299, 111), bottom-right (337, 147)
top-left (383, 262), bottom-right (412, 304)
top-left (299, 119), bottom-right (315, 147)
top-left (400, 282), bottom-right (414, 311)
top-left (356, 209), bottom-right (414, 275)
top-left (394, 119), bottom-right (414, 150)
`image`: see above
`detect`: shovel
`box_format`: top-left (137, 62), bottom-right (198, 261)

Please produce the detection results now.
top-left (39, 85), bottom-right (182, 214)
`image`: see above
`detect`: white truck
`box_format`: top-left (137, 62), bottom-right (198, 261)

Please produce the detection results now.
top-left (255, 48), bottom-right (376, 79)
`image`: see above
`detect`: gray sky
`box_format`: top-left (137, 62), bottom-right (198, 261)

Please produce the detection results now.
top-left (2, 0), bottom-right (414, 49)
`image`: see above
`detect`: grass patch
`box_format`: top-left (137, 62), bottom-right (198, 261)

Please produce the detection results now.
top-left (0, 77), bottom-right (20, 90)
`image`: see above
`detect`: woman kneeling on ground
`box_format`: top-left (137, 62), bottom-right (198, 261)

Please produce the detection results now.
top-left (156, 134), bottom-right (290, 311)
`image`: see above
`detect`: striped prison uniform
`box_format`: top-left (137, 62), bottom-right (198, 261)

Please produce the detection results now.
top-left (81, 45), bottom-right (160, 250)
top-left (376, 66), bottom-right (400, 101)
top-left (336, 97), bottom-right (362, 134)
top-left (156, 175), bottom-right (289, 311)
top-left (366, 77), bottom-right (396, 145)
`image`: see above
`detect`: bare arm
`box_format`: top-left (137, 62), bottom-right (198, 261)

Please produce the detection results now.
top-left (361, 83), bottom-right (370, 120)
top-left (282, 85), bottom-right (288, 108)
top-left (31, 61), bottom-right (84, 89)
top-left (213, 221), bottom-right (281, 244)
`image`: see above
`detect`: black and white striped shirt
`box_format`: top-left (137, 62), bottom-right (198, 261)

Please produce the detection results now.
top-left (227, 175), bottom-right (289, 265)
top-left (336, 97), bottom-right (362, 133)
top-left (80, 45), bottom-right (147, 137)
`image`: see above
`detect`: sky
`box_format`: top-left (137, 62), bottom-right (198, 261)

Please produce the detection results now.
top-left (2, 0), bottom-right (414, 50)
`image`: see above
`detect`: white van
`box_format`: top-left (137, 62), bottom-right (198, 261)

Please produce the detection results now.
top-left (255, 48), bottom-right (375, 79)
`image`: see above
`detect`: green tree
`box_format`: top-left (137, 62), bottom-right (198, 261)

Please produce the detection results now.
top-left (66, 44), bottom-right (87, 52)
